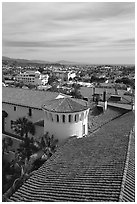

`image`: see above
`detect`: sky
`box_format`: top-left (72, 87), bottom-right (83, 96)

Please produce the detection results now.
top-left (2, 2), bottom-right (135, 64)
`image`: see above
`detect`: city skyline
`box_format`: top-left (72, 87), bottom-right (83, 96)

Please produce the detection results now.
top-left (2, 2), bottom-right (135, 64)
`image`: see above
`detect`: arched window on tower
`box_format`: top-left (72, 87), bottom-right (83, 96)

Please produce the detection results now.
top-left (56, 114), bottom-right (59, 123)
top-left (68, 114), bottom-right (72, 123)
top-left (80, 112), bottom-right (84, 121)
top-left (75, 114), bottom-right (79, 122)
top-left (62, 115), bottom-right (65, 123)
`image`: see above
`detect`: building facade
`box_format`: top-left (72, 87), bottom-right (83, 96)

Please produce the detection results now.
top-left (15, 71), bottom-right (49, 85)
top-left (2, 87), bottom-right (60, 139)
top-left (2, 87), bottom-right (89, 142)
top-left (2, 102), bottom-right (44, 139)
top-left (54, 70), bottom-right (76, 82)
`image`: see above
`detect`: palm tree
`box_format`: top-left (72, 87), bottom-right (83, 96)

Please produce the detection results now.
top-left (30, 133), bottom-right (58, 171)
top-left (12, 117), bottom-right (36, 161)
top-left (17, 136), bottom-right (39, 161)
top-left (38, 132), bottom-right (58, 158)
top-left (12, 117), bottom-right (35, 138)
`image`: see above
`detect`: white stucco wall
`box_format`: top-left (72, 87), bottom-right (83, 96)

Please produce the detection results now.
top-left (3, 134), bottom-right (22, 152)
top-left (2, 102), bottom-right (89, 143)
top-left (35, 125), bottom-right (44, 140)
top-left (43, 108), bottom-right (89, 142)
top-left (2, 103), bottom-right (44, 139)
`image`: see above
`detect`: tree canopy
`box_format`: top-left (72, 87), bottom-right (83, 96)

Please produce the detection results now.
top-left (12, 117), bottom-right (35, 138)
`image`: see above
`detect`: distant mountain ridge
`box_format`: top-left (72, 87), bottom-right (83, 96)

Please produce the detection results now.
top-left (2, 56), bottom-right (51, 64)
top-left (2, 56), bottom-right (134, 66)
top-left (56, 60), bottom-right (77, 65)
top-left (2, 56), bottom-right (77, 65)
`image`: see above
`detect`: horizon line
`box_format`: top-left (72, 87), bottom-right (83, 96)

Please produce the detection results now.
top-left (2, 55), bottom-right (135, 66)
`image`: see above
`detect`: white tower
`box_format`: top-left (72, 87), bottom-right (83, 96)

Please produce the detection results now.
top-left (42, 97), bottom-right (90, 142)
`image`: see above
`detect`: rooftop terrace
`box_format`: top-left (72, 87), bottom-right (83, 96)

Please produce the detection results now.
top-left (88, 105), bottom-right (127, 134)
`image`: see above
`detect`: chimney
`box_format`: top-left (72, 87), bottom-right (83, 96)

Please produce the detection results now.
top-left (93, 87), bottom-right (95, 102)
top-left (93, 87), bottom-right (95, 95)
top-left (103, 90), bottom-right (106, 102)
top-left (103, 90), bottom-right (107, 111)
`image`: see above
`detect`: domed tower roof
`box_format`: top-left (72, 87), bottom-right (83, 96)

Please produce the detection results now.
top-left (42, 97), bottom-right (88, 113)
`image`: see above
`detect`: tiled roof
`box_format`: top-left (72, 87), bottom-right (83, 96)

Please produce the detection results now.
top-left (42, 97), bottom-right (88, 113)
top-left (119, 127), bottom-right (135, 202)
top-left (2, 87), bottom-right (61, 109)
top-left (8, 111), bottom-right (134, 202)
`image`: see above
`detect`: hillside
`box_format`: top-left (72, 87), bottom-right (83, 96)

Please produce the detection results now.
top-left (2, 56), bottom-right (55, 66)
top-left (2, 56), bottom-right (75, 66)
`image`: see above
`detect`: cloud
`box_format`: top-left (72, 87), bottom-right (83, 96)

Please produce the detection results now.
top-left (115, 38), bottom-right (135, 44)
top-left (3, 40), bottom-right (77, 48)
top-left (53, 2), bottom-right (134, 22)
top-left (2, 2), bottom-right (135, 64)
top-left (3, 35), bottom-right (113, 49)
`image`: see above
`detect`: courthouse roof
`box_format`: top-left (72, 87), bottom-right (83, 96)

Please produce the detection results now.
top-left (7, 111), bottom-right (135, 202)
top-left (2, 87), bottom-right (64, 109)
top-left (42, 97), bottom-right (88, 113)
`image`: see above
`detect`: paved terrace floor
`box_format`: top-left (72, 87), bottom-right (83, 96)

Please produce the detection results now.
top-left (107, 102), bottom-right (132, 110)
top-left (8, 111), bottom-right (134, 202)
top-left (88, 105), bottom-right (127, 134)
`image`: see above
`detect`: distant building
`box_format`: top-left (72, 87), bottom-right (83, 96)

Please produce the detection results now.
top-left (2, 82), bottom-right (6, 87)
top-left (37, 85), bottom-right (52, 91)
top-left (15, 71), bottom-right (49, 85)
top-left (54, 70), bottom-right (76, 81)
top-left (68, 71), bottom-right (76, 80)
top-left (77, 82), bottom-right (94, 87)
top-left (53, 70), bottom-right (67, 81)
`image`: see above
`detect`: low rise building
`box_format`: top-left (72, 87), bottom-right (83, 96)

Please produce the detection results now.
top-left (54, 70), bottom-right (76, 82)
top-left (68, 71), bottom-right (76, 80)
top-left (2, 87), bottom-right (89, 142)
top-left (15, 71), bottom-right (49, 85)
top-left (2, 87), bottom-right (59, 139)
